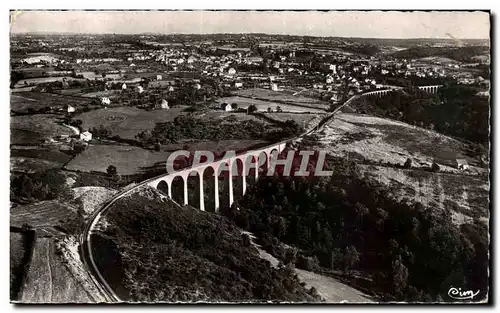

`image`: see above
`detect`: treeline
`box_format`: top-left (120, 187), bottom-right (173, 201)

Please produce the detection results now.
top-left (10, 170), bottom-right (73, 204)
top-left (135, 115), bottom-right (303, 148)
top-left (102, 192), bottom-right (321, 302)
top-left (224, 155), bottom-right (488, 302)
top-left (354, 84), bottom-right (490, 147)
top-left (392, 46), bottom-right (489, 63)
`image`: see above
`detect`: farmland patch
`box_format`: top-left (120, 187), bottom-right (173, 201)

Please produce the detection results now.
top-left (75, 106), bottom-right (189, 140)
top-left (10, 200), bottom-right (77, 229)
top-left (20, 238), bottom-right (92, 303)
top-left (217, 96), bottom-right (325, 113)
top-left (10, 114), bottom-right (73, 145)
top-left (233, 87), bottom-right (329, 109)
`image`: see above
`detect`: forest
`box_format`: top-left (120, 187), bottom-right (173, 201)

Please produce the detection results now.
top-left (223, 154), bottom-right (488, 302)
top-left (135, 115), bottom-right (303, 147)
top-left (101, 192), bottom-right (321, 302)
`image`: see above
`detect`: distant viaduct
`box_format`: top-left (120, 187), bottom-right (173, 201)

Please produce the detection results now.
top-left (364, 85), bottom-right (443, 97)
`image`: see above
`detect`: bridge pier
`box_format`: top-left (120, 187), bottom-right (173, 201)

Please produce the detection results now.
top-left (214, 174), bottom-right (219, 212)
top-left (242, 161), bottom-right (247, 195)
top-left (183, 177), bottom-right (188, 206)
top-left (228, 163), bottom-right (234, 206)
top-left (199, 174), bottom-right (205, 211)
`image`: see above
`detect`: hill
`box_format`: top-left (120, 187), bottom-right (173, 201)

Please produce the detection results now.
top-left (91, 187), bottom-right (321, 302)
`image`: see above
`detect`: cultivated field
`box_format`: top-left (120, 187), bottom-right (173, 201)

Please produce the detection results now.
top-left (233, 88), bottom-right (330, 109)
top-left (217, 96), bottom-right (326, 113)
top-left (75, 106), bottom-right (189, 140)
top-left (20, 238), bottom-right (92, 303)
top-left (10, 91), bottom-right (91, 112)
top-left (11, 114), bottom-right (73, 145)
top-left (10, 200), bottom-right (77, 229)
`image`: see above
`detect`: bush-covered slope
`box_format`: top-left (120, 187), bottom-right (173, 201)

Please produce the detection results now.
top-left (94, 189), bottom-right (320, 302)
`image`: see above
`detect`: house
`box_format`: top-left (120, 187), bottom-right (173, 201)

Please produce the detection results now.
top-left (227, 68), bottom-right (237, 76)
top-left (234, 82), bottom-right (243, 88)
top-left (136, 86), bottom-right (144, 94)
top-left (101, 97), bottom-right (111, 105)
top-left (193, 83), bottom-right (201, 90)
top-left (156, 99), bottom-right (169, 109)
top-left (80, 131), bottom-right (92, 142)
top-left (221, 103), bottom-right (232, 112)
top-left (456, 159), bottom-right (470, 171)
top-left (121, 83), bottom-right (127, 90)
top-left (67, 105), bottom-right (76, 113)
top-left (270, 83), bottom-right (278, 91)
top-left (156, 74), bottom-right (163, 81)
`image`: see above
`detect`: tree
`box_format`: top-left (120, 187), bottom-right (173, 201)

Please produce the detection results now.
top-left (343, 245), bottom-right (360, 272)
top-left (431, 162), bottom-right (440, 172)
top-left (403, 158), bottom-right (412, 169)
top-left (247, 104), bottom-right (257, 114)
top-left (231, 103), bottom-right (238, 110)
top-left (107, 165), bottom-right (117, 177)
top-left (392, 254), bottom-right (409, 295)
top-left (276, 106), bottom-right (283, 113)
top-left (267, 107), bottom-right (273, 113)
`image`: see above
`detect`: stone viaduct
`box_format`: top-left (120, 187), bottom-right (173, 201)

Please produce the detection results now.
top-left (364, 85), bottom-right (442, 97)
top-left (146, 142), bottom-right (288, 212)
top-left (417, 85), bottom-right (442, 93)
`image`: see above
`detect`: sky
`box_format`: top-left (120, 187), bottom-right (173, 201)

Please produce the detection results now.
top-left (9, 11), bottom-right (490, 39)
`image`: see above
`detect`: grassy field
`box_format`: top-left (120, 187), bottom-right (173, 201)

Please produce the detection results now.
top-left (309, 113), bottom-right (489, 225)
top-left (265, 112), bottom-right (325, 130)
top-left (233, 88), bottom-right (330, 109)
top-left (75, 106), bottom-right (189, 140)
top-left (65, 144), bottom-right (169, 175)
top-left (65, 139), bottom-right (269, 176)
top-left (11, 114), bottom-right (73, 145)
top-left (317, 113), bottom-right (485, 171)
top-left (13, 77), bottom-right (86, 89)
top-left (10, 200), bottom-right (77, 229)
top-left (11, 157), bottom-right (64, 174)
top-left (217, 96), bottom-right (326, 113)
top-left (20, 237), bottom-right (92, 303)
top-left (11, 92), bottom-right (91, 113)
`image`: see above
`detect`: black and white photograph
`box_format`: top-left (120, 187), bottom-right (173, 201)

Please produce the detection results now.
top-left (8, 9), bottom-right (491, 304)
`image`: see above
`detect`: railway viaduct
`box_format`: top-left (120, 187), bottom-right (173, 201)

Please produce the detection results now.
top-left (146, 143), bottom-right (287, 212)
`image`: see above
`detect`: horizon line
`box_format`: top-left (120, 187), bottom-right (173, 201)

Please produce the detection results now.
top-left (9, 32), bottom-right (490, 41)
